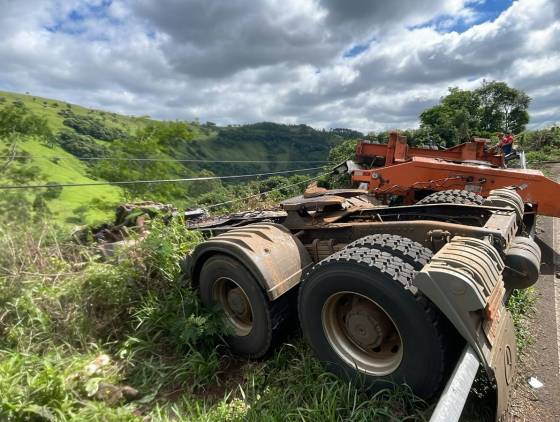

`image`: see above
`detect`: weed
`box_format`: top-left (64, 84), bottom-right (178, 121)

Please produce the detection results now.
top-left (508, 288), bottom-right (536, 353)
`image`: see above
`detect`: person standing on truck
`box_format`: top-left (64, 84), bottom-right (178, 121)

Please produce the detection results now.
top-left (498, 133), bottom-right (514, 155)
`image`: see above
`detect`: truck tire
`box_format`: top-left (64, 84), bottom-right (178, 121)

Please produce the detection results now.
top-left (417, 189), bottom-right (484, 206)
top-left (199, 254), bottom-right (292, 358)
top-left (347, 234), bottom-right (433, 270)
top-left (298, 246), bottom-right (447, 399)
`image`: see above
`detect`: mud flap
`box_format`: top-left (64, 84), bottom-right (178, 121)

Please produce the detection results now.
top-left (413, 236), bottom-right (528, 420)
top-left (490, 310), bottom-right (516, 419)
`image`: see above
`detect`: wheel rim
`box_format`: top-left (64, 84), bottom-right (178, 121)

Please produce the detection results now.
top-left (213, 277), bottom-right (253, 336)
top-left (322, 291), bottom-right (403, 376)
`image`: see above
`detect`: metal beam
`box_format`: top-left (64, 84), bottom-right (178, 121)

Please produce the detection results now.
top-left (429, 345), bottom-right (480, 422)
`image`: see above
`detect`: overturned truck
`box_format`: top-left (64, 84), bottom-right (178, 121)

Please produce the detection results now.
top-left (181, 186), bottom-right (540, 419)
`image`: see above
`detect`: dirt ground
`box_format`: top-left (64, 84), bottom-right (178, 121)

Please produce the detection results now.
top-left (506, 164), bottom-right (560, 421)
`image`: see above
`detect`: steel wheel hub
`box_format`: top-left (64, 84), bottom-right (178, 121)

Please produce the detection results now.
top-left (227, 287), bottom-right (250, 319)
top-left (213, 278), bottom-right (253, 337)
top-left (345, 301), bottom-right (392, 349)
top-left (322, 291), bottom-right (403, 376)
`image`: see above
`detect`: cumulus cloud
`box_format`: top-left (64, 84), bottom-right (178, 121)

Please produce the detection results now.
top-left (0, 0), bottom-right (558, 131)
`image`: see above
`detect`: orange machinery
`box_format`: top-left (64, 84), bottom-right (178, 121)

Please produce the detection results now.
top-left (351, 132), bottom-right (560, 217)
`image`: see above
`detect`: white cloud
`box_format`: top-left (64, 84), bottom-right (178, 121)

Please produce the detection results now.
top-left (0, 0), bottom-right (558, 132)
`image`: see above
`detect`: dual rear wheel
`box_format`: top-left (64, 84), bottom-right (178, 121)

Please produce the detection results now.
top-left (197, 235), bottom-right (452, 398)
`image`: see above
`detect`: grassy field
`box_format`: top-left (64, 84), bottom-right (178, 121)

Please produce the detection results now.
top-left (1, 90), bottom-right (341, 227)
top-left (15, 139), bottom-right (123, 225)
top-left (0, 220), bottom-right (433, 421)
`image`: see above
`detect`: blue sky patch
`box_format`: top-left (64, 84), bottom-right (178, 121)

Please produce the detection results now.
top-left (45, 0), bottom-right (116, 35)
top-left (411, 0), bottom-right (513, 33)
top-left (344, 43), bottom-right (369, 58)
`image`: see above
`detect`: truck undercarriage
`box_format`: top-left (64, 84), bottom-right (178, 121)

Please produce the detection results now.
top-left (181, 186), bottom-right (541, 419)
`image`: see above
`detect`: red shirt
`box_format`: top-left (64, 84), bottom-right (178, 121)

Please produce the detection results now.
top-left (499, 135), bottom-right (513, 147)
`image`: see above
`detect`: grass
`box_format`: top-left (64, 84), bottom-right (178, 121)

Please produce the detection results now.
top-left (0, 91), bottom-right (149, 134)
top-left (507, 288), bottom-right (536, 353)
top-left (16, 139), bottom-right (123, 225)
top-left (0, 216), bottom-right (538, 421)
top-left (0, 219), bottom-right (435, 421)
top-left (0, 91), bottom-right (143, 226)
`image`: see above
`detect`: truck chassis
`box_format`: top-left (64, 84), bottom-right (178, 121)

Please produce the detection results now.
top-left (182, 187), bottom-right (541, 419)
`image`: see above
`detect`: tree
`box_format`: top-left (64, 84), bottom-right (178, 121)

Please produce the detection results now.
top-left (138, 121), bottom-right (194, 148)
top-left (419, 82), bottom-right (530, 146)
top-left (0, 103), bottom-right (51, 139)
top-left (476, 80), bottom-right (530, 134)
top-left (420, 87), bottom-right (481, 146)
top-left (91, 136), bottom-right (189, 202)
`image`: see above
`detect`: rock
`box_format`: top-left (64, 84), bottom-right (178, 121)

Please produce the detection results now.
top-left (121, 385), bottom-right (140, 400)
top-left (95, 382), bottom-right (123, 405)
top-left (84, 354), bottom-right (111, 376)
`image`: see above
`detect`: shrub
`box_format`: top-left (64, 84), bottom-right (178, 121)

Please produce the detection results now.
top-left (55, 128), bottom-right (108, 159)
top-left (63, 112), bottom-right (129, 141)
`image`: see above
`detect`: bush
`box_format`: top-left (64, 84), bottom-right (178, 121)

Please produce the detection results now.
top-left (0, 220), bottom-right (229, 420)
top-left (63, 112), bottom-right (129, 141)
top-left (518, 127), bottom-right (560, 161)
top-left (55, 128), bottom-right (109, 159)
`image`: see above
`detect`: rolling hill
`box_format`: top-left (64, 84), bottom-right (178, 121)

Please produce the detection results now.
top-left (0, 91), bottom-right (355, 226)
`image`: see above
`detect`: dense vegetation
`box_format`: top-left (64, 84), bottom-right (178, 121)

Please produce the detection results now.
top-left (0, 91), bottom-right (361, 226)
top-left (1, 218), bottom-right (434, 421)
top-left (419, 81), bottom-right (531, 147)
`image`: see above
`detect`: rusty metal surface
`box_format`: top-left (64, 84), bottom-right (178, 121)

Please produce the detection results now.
top-left (356, 132), bottom-right (505, 168)
top-left (188, 223), bottom-right (312, 300)
top-left (178, 187), bottom-right (537, 420)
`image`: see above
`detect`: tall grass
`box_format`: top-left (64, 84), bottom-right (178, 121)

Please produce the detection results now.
top-left (0, 220), bottom-right (432, 421)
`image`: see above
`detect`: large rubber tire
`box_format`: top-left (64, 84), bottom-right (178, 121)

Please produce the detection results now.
top-left (298, 247), bottom-right (448, 399)
top-left (199, 255), bottom-right (292, 358)
top-left (416, 189), bottom-right (484, 206)
top-left (347, 234), bottom-right (433, 271)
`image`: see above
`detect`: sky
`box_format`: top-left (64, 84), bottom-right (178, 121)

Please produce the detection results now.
top-left (0, 0), bottom-right (558, 132)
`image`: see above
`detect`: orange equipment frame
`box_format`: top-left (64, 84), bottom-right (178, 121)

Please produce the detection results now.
top-left (351, 132), bottom-right (560, 217)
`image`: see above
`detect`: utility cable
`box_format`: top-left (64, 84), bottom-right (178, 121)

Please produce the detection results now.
top-left (0, 155), bottom-right (330, 164)
top-left (204, 171), bottom-right (331, 210)
top-left (0, 166), bottom-right (327, 190)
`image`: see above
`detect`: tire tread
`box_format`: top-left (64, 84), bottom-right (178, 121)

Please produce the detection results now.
top-left (347, 234), bottom-right (433, 270)
top-left (416, 189), bottom-right (484, 205)
top-left (298, 246), bottom-right (447, 398)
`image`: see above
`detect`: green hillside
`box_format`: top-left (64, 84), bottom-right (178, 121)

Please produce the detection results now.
top-left (0, 91), bottom-right (144, 225)
top-left (0, 90), bottom-right (150, 133)
top-left (0, 91), bottom-right (353, 226)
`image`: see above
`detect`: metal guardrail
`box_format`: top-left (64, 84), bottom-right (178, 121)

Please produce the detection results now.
top-left (429, 345), bottom-right (480, 422)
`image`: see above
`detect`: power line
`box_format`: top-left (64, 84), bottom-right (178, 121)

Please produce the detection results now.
top-left (0, 155), bottom-right (330, 164)
top-left (0, 166), bottom-right (328, 190)
top-left (204, 171), bottom-right (331, 210)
